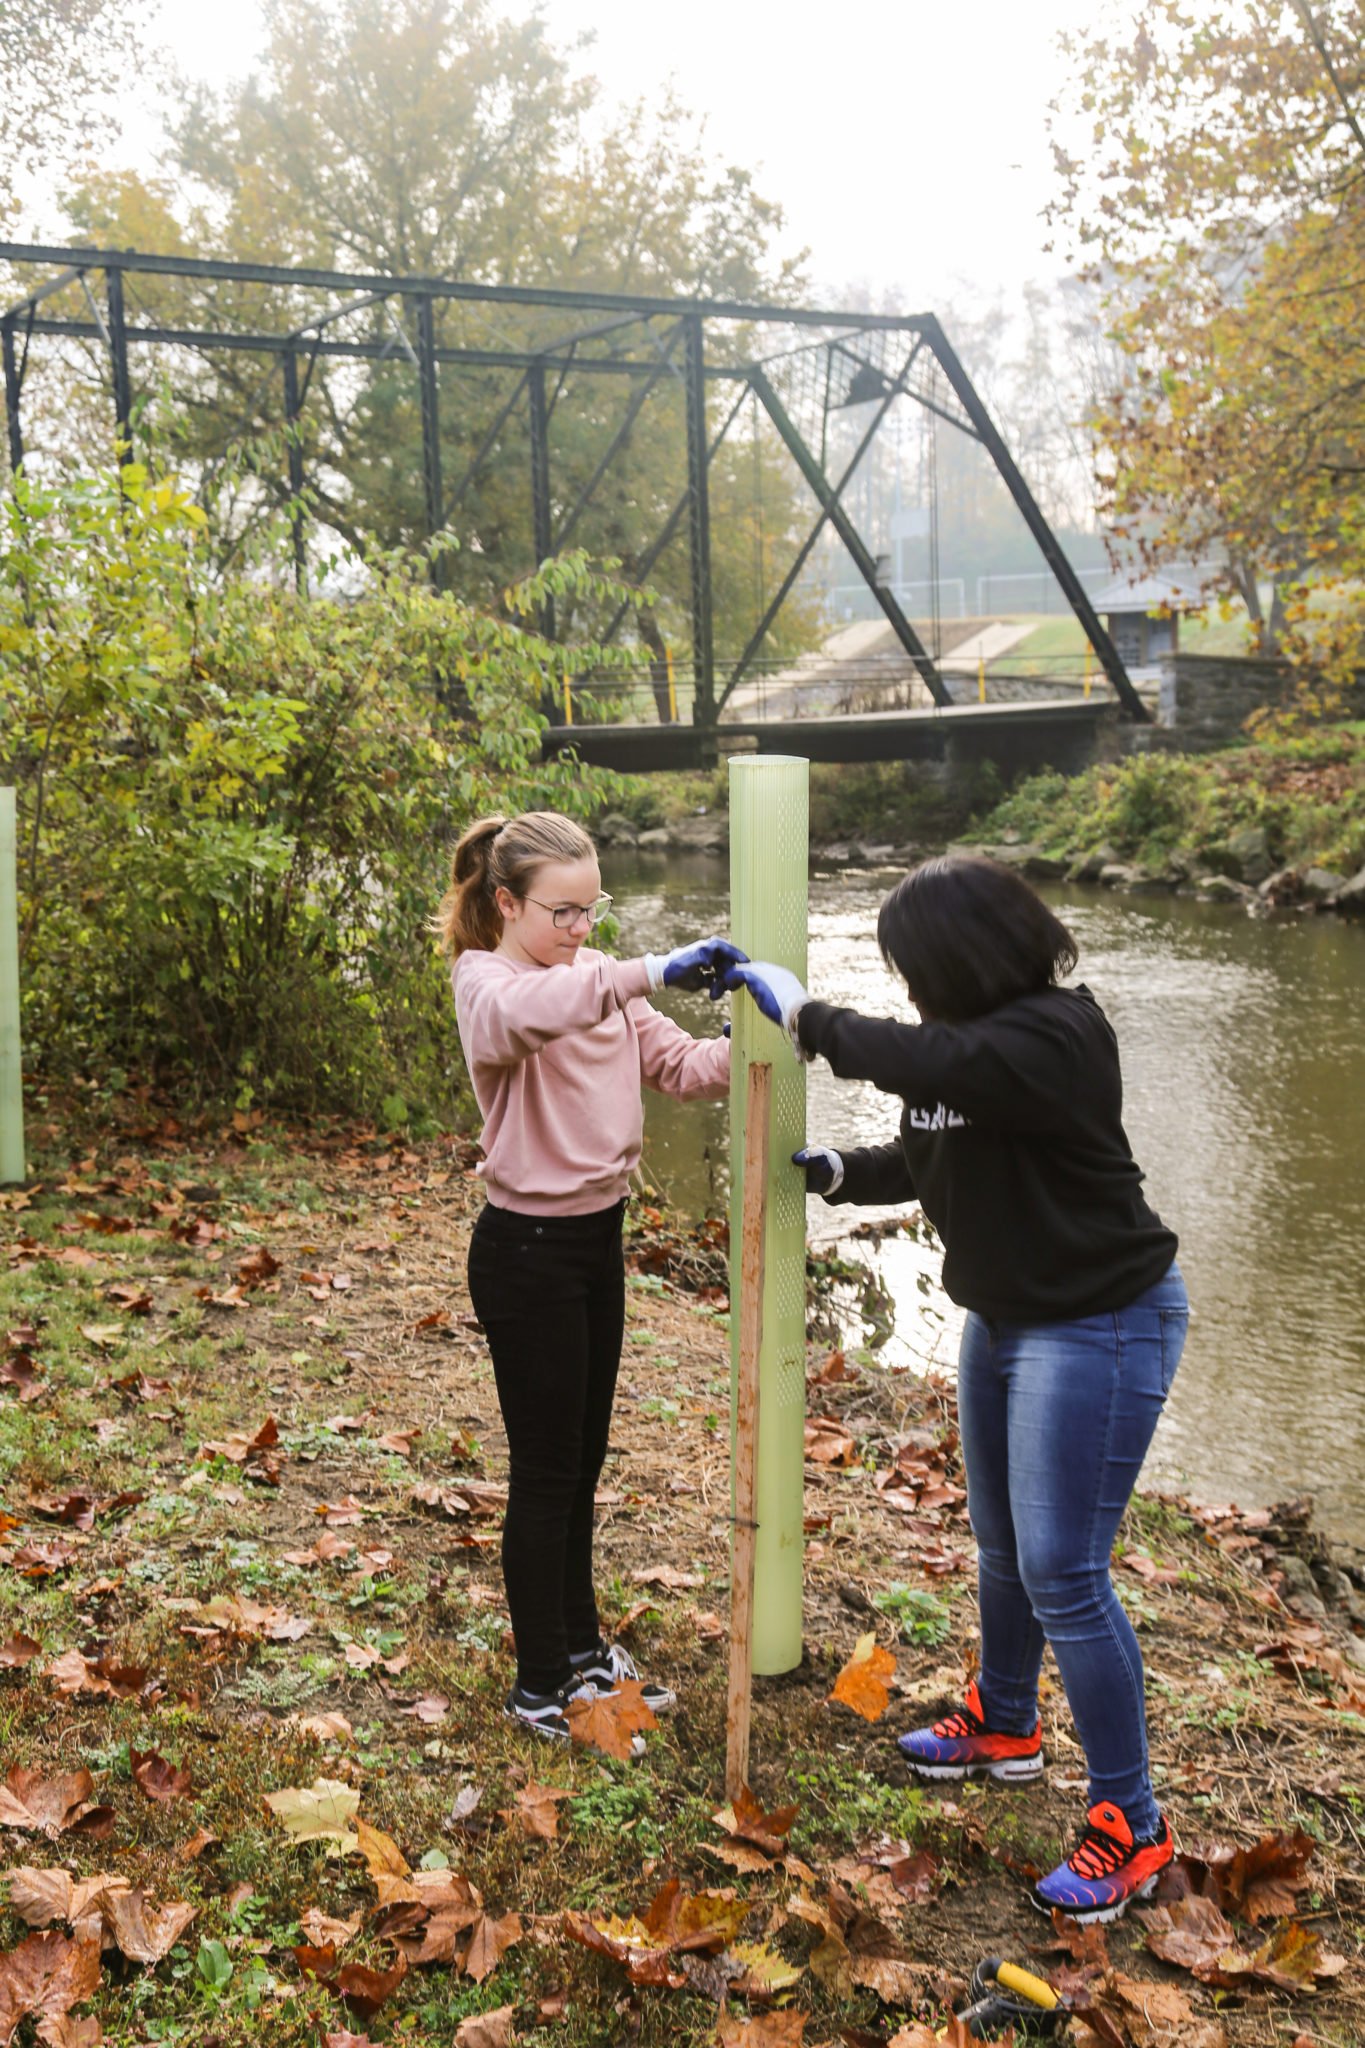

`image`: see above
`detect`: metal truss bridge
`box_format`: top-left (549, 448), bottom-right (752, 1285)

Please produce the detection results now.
top-left (0, 242), bottom-right (1145, 739)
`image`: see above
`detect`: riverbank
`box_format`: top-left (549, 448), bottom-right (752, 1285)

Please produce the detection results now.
top-left (0, 1103), bottom-right (1360, 2046)
top-left (601, 724), bottom-right (1365, 917)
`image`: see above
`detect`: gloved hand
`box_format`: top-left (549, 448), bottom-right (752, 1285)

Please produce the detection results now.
top-left (721, 960), bottom-right (811, 1041)
top-left (644, 936), bottom-right (749, 994)
top-left (793, 1145), bottom-right (844, 1196)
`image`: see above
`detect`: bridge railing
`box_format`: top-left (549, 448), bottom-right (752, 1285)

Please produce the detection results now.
top-left (543, 649), bottom-right (1113, 728)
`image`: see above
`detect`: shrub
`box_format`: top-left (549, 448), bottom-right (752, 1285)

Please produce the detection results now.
top-left (1, 464), bottom-right (633, 1117)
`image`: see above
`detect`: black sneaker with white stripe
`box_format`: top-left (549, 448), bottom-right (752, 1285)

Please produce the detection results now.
top-left (569, 1638), bottom-right (677, 1713)
top-left (503, 1676), bottom-right (595, 1742)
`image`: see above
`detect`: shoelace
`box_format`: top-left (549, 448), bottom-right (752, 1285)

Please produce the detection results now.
top-left (604, 1642), bottom-right (640, 1682)
top-left (932, 1703), bottom-right (984, 1739)
top-left (1067, 1822), bottom-right (1128, 1880)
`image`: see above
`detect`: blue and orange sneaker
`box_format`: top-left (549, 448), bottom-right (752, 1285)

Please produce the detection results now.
top-left (1033, 1801), bottom-right (1174, 1923)
top-left (897, 1680), bottom-right (1044, 1783)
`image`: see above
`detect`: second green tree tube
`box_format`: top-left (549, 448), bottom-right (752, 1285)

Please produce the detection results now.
top-left (728, 754), bottom-right (808, 1674)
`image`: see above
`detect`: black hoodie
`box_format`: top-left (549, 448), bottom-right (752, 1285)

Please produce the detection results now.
top-left (797, 983), bottom-right (1177, 1323)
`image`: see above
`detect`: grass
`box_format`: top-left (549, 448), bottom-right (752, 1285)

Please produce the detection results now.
top-left (0, 1102), bottom-right (1361, 2045)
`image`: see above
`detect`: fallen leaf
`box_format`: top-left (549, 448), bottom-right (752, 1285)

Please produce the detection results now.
top-left (454, 2007), bottom-right (515, 2048)
top-left (336, 1953), bottom-right (407, 2021)
top-left (630, 1565), bottom-right (703, 1590)
top-left (27, 1497), bottom-right (95, 1532)
top-left (565, 1680), bottom-right (659, 1759)
top-left (78, 1326), bottom-right (124, 1349)
top-left (264, 1779), bottom-right (360, 1853)
top-left (286, 1712), bottom-right (354, 1744)
top-left (355, 1819), bottom-right (410, 1883)
top-left (315, 1496), bottom-right (367, 1527)
top-left (804, 1414), bottom-right (856, 1465)
top-left (5, 1871), bottom-right (81, 1928)
top-left (503, 1783), bottom-right (572, 1841)
top-left (374, 1429), bottom-right (422, 1458)
top-left (400, 1694), bottom-right (450, 1724)
top-left (463, 1911), bottom-right (523, 1983)
top-left (718, 2010), bottom-right (806, 2045)
top-left (0, 1930), bottom-right (100, 2043)
top-left (727, 1938), bottom-right (804, 1997)
top-left (830, 1632), bottom-right (897, 1721)
top-left (35, 2012), bottom-right (103, 2046)
top-left (199, 1416), bottom-right (279, 1466)
top-left (101, 1891), bottom-right (196, 1965)
top-left (105, 1285), bottom-right (152, 1315)
top-left (1138, 1893), bottom-right (1239, 1975)
top-left (1176, 1829), bottom-right (1316, 1924)
top-left (47, 1650), bottom-right (147, 1700)
top-left (175, 1828), bottom-right (220, 1864)
top-left (236, 1246), bottom-right (281, 1287)
top-left (130, 1751), bottom-right (194, 1804)
top-left (712, 1785), bottom-right (798, 1859)
top-left (0, 1768), bottom-right (115, 1840)
top-left (298, 1910), bottom-right (361, 1949)
top-left (0, 1635), bottom-right (41, 1667)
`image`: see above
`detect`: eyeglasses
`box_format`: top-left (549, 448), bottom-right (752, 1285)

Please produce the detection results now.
top-left (522, 893), bottom-right (614, 930)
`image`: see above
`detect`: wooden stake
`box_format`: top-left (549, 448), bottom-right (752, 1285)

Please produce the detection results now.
top-left (0, 789), bottom-right (24, 1186)
top-left (725, 1058), bottom-right (772, 1799)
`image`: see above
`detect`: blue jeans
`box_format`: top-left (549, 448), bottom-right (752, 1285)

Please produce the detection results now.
top-left (956, 1264), bottom-right (1188, 1836)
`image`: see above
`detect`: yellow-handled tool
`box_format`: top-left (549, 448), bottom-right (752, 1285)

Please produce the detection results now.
top-left (954, 1955), bottom-right (1062, 2038)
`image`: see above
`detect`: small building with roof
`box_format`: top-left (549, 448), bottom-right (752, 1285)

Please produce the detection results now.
top-left (1089, 564), bottom-right (1214, 678)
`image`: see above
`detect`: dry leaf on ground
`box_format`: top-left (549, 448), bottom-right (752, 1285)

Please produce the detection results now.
top-left (564, 1680), bottom-right (658, 1759)
top-left (717, 2014), bottom-right (806, 2046)
top-left (804, 1415), bottom-right (856, 1465)
top-left (1172, 1829), bottom-right (1316, 1924)
top-left (0, 1769), bottom-right (114, 1840)
top-left (130, 1751), bottom-right (194, 1803)
top-left (101, 1892), bottom-right (196, 1966)
top-left (264, 1779), bottom-right (360, 1852)
top-left (503, 1784), bottom-right (572, 1840)
top-left (829, 1632), bottom-right (897, 1721)
top-left (0, 1930), bottom-right (100, 2045)
top-left (299, 1910), bottom-right (361, 1949)
top-left (630, 1565), bottom-right (703, 1590)
top-left (463, 1911), bottom-right (523, 1983)
top-left (712, 1786), bottom-right (798, 1861)
top-left (453, 2005), bottom-right (515, 2048)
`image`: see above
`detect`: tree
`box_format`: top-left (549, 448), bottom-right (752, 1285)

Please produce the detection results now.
top-left (0, 0), bottom-right (154, 220)
top-left (0, 458), bottom-right (635, 1113)
top-left (1049, 0), bottom-right (1365, 681)
top-left (43, 0), bottom-right (819, 671)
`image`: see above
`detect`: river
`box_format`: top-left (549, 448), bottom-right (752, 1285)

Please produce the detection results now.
top-left (611, 851), bottom-right (1365, 1551)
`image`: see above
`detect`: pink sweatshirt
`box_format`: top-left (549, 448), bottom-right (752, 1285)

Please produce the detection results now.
top-left (451, 946), bottom-right (731, 1215)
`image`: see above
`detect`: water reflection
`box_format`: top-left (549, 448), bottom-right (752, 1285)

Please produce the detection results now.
top-left (611, 852), bottom-right (1365, 1546)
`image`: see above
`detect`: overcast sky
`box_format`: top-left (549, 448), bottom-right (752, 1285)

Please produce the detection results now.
top-left (148, 0), bottom-right (1105, 310)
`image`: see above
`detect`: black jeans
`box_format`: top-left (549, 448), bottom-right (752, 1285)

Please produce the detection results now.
top-left (466, 1198), bottom-right (626, 1694)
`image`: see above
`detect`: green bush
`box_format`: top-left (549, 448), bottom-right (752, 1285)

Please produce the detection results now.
top-left (968, 730), bottom-right (1364, 874)
top-left (1, 465), bottom-right (633, 1117)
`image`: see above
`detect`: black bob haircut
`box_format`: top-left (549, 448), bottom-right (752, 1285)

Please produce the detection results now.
top-left (876, 854), bottom-right (1079, 1023)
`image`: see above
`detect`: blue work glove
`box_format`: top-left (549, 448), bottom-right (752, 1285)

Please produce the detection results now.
top-left (644, 937), bottom-right (749, 994)
top-left (721, 960), bottom-right (811, 1046)
top-left (793, 1145), bottom-right (844, 1196)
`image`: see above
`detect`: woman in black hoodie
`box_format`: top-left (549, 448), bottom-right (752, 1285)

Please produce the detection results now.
top-left (724, 854), bottom-right (1188, 1926)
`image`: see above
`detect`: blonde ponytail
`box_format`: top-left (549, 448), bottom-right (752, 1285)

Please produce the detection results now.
top-left (433, 810), bottom-right (597, 959)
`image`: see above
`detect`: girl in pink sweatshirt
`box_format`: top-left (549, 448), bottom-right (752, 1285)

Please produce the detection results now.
top-left (438, 809), bottom-right (744, 1740)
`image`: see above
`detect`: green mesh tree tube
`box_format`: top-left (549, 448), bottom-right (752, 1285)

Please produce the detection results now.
top-left (0, 790), bottom-right (23, 1186)
top-left (729, 754), bottom-right (808, 1674)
